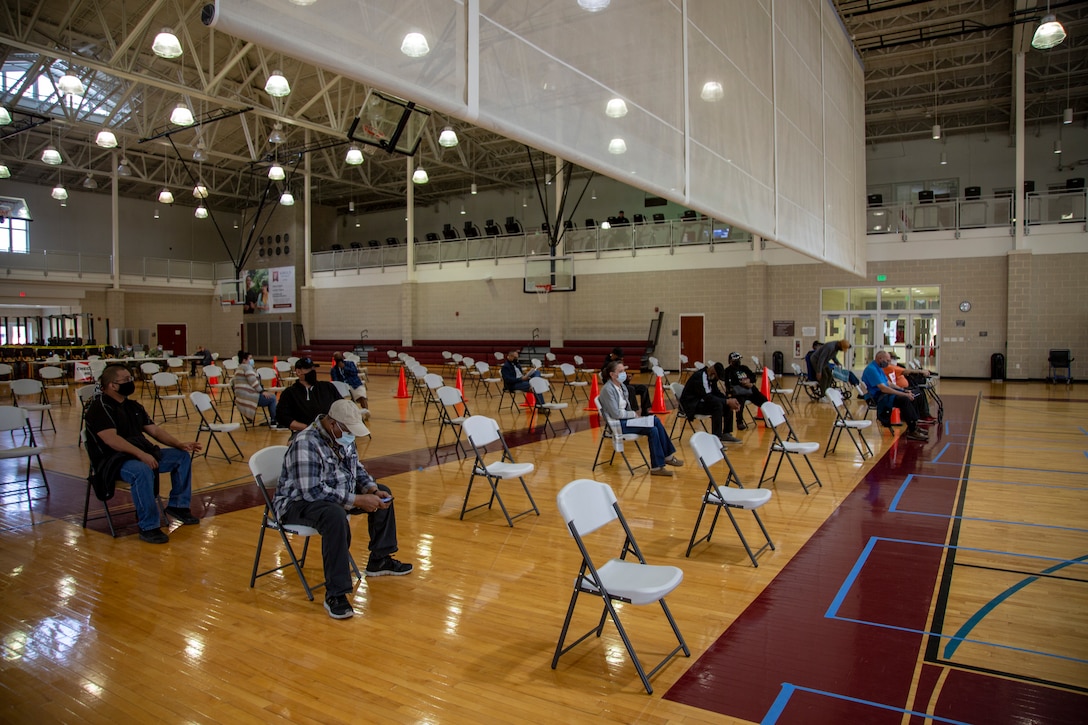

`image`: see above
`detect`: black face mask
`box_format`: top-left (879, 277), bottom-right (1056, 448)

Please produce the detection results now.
top-left (117, 381), bottom-right (136, 397)
top-left (304, 370), bottom-right (318, 385)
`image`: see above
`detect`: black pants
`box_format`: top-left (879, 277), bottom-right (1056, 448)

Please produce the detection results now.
top-left (281, 483), bottom-right (398, 597)
top-left (691, 395), bottom-right (734, 436)
top-left (734, 388), bottom-right (768, 423)
top-left (626, 382), bottom-right (652, 415)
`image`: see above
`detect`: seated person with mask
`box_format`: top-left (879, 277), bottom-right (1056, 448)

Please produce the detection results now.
top-left (723, 352), bottom-right (768, 430)
top-left (501, 349), bottom-right (541, 393)
top-left (679, 361), bottom-right (742, 443)
top-left (232, 350), bottom-right (278, 427)
top-left (276, 357), bottom-right (343, 433)
top-left (861, 350), bottom-right (929, 442)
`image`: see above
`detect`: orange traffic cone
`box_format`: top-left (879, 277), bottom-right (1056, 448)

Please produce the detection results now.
top-left (890, 407), bottom-right (902, 425)
top-left (272, 355), bottom-right (279, 386)
top-left (455, 368), bottom-right (464, 395)
top-left (394, 366), bottom-right (410, 398)
top-left (651, 375), bottom-right (668, 413)
top-left (756, 368), bottom-right (771, 419)
top-left (585, 374), bottom-right (599, 411)
top-left (522, 392), bottom-right (536, 408)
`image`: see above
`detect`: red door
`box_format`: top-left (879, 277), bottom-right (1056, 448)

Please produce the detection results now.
top-left (679, 315), bottom-right (704, 368)
top-left (156, 324), bottom-right (187, 357)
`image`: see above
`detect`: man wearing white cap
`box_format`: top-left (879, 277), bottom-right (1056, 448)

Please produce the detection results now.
top-left (274, 399), bottom-right (412, 620)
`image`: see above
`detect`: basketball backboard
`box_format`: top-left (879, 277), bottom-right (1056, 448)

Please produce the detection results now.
top-left (524, 255), bottom-right (574, 293)
top-left (346, 90), bottom-right (431, 157)
top-left (0, 196), bottom-right (33, 221)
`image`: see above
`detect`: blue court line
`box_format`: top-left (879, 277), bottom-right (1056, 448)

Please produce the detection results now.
top-left (763, 683), bottom-right (973, 725)
top-left (943, 553), bottom-right (1088, 659)
top-left (924, 460), bottom-right (1088, 475)
top-left (931, 442), bottom-right (951, 463)
top-left (890, 475), bottom-right (1088, 530)
top-left (892, 472), bottom-right (1088, 489)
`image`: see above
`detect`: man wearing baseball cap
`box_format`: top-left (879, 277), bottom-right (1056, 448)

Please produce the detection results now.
top-left (274, 399), bottom-right (412, 620)
top-left (275, 357), bottom-right (342, 433)
top-left (723, 352), bottom-right (767, 431)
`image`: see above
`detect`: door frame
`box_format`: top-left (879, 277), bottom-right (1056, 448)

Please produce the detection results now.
top-left (679, 314), bottom-right (705, 372)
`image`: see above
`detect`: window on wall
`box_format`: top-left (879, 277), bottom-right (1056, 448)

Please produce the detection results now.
top-left (0, 217), bottom-right (29, 253)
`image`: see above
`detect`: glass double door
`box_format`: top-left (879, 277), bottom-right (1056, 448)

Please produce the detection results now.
top-left (822, 314), bottom-right (939, 373)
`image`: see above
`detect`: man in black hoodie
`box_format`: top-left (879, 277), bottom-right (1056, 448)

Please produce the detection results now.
top-left (276, 357), bottom-right (342, 433)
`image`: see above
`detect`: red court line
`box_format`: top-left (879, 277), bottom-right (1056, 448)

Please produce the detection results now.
top-left (665, 394), bottom-right (1088, 724)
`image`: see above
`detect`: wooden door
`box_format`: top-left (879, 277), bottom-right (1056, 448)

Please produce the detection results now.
top-left (156, 323), bottom-right (187, 358)
top-left (679, 314), bottom-right (704, 368)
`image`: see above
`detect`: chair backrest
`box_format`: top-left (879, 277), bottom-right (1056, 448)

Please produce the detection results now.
top-left (452, 353), bottom-right (463, 364)
top-left (223, 359), bottom-right (239, 371)
top-left (167, 357), bottom-right (184, 369)
top-left (437, 385), bottom-right (463, 408)
top-left (249, 445), bottom-right (289, 489)
top-left (203, 365), bottom-right (223, 379)
top-left (574, 355), bottom-right (584, 366)
top-left (694, 361), bottom-right (705, 370)
top-left (760, 401), bottom-right (786, 428)
top-left (652, 365), bottom-right (666, 379)
top-left (528, 376), bottom-right (551, 396)
top-left (462, 414), bottom-right (500, 448)
top-left (424, 372), bottom-right (444, 390)
top-left (190, 391), bottom-right (214, 413)
top-left (344, 352), bottom-right (360, 363)
top-left (559, 363), bottom-right (576, 377)
top-left (442, 351), bottom-right (453, 361)
top-left (77, 384), bottom-right (98, 405)
top-left (475, 361), bottom-right (489, 374)
top-left (766, 369), bottom-right (776, 382)
top-left (0, 363), bottom-right (14, 377)
top-left (11, 378), bottom-right (43, 396)
top-left (330, 380), bottom-right (352, 398)
top-left (690, 430), bottom-right (725, 468)
top-left (387, 350), bottom-right (398, 360)
top-left (679, 354), bottom-right (689, 365)
top-left (791, 363), bottom-right (803, 376)
top-left (462, 357), bottom-right (474, 368)
top-left (556, 478), bottom-right (619, 535)
top-left (751, 356), bottom-right (761, 368)
top-left (545, 352), bottom-right (556, 363)
top-left (0, 405), bottom-right (29, 433)
top-left (825, 387), bottom-right (844, 408)
top-left (494, 352), bottom-right (504, 362)
top-left (140, 362), bottom-right (159, 375)
top-left (648, 356), bottom-right (659, 367)
top-left (257, 367), bottom-right (277, 383)
top-left (40, 366), bottom-right (64, 380)
top-left (275, 360), bottom-right (292, 373)
top-left (856, 381), bottom-right (870, 400)
top-left (152, 371), bottom-right (179, 388)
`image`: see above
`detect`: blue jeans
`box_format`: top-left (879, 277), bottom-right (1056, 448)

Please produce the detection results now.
top-left (619, 417), bottom-right (676, 468)
top-left (259, 393), bottom-right (277, 421)
top-left (119, 447), bottom-right (193, 531)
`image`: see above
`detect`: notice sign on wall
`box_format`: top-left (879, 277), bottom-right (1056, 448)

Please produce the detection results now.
top-left (243, 265), bottom-right (296, 314)
top-left (773, 320), bottom-right (795, 337)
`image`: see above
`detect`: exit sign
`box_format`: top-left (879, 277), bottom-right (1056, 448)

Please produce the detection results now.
top-left (876, 274), bottom-right (887, 282)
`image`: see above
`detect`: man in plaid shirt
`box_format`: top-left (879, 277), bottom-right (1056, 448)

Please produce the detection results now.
top-left (273, 399), bottom-right (412, 619)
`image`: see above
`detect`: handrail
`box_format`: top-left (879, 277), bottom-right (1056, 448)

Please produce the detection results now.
top-left (866, 189), bottom-right (1088, 235)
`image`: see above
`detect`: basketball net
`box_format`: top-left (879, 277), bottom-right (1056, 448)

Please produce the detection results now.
top-left (535, 284), bottom-right (552, 304)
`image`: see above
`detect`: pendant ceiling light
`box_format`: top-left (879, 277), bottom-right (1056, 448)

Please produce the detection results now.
top-left (345, 144), bottom-right (364, 165)
top-left (932, 124), bottom-right (941, 140)
top-left (280, 190), bottom-right (295, 206)
top-left (578, 0), bottom-right (611, 11)
top-left (401, 32), bottom-right (430, 57)
top-left (170, 103), bottom-right (195, 126)
top-left (41, 145), bottom-right (62, 165)
top-left (608, 138), bottom-right (627, 154)
top-left (152, 28), bottom-right (183, 59)
top-left (158, 188), bottom-right (174, 204)
top-left (265, 70), bottom-right (291, 97)
top-left (154, 209), bottom-right (160, 219)
top-left (0, 163), bottom-right (10, 179)
top-left (57, 70), bottom-right (85, 98)
top-left (939, 152), bottom-right (947, 166)
top-left (193, 142), bottom-right (207, 162)
top-left (288, 0), bottom-right (317, 5)
top-left (195, 205), bottom-right (209, 219)
top-left (412, 166), bottom-right (429, 184)
top-left (460, 204), bottom-right (466, 215)
top-left (268, 123), bottom-right (286, 144)
top-left (82, 173), bottom-right (98, 189)
top-left (51, 184), bottom-right (68, 201)
top-left (193, 181), bottom-right (209, 199)
top-left (700, 81), bottom-right (724, 102)
top-left (0, 107), bottom-right (11, 125)
top-left (605, 98), bottom-right (628, 118)
top-left (117, 157), bottom-right (131, 176)
top-left (95, 130), bottom-right (117, 148)
top-left (1032, 12), bottom-right (1067, 50)
top-left (1063, 108), bottom-right (1073, 125)
top-left (470, 182), bottom-right (477, 195)
top-left (268, 163), bottom-right (286, 181)
top-left (1054, 139), bottom-right (1063, 154)
top-left (438, 126), bottom-right (459, 147)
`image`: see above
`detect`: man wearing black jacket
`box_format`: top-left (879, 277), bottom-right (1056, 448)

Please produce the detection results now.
top-left (679, 361), bottom-right (742, 443)
top-left (276, 357), bottom-right (342, 432)
top-left (723, 352), bottom-right (767, 430)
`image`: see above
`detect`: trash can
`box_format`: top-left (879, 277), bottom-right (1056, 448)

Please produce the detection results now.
top-left (772, 351), bottom-right (784, 376)
top-left (990, 352), bottom-right (1005, 382)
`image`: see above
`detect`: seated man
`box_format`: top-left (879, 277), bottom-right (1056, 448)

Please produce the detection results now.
top-left (887, 355), bottom-right (934, 422)
top-left (331, 352), bottom-right (371, 421)
top-left (679, 361), bottom-right (742, 443)
top-left (805, 341), bottom-right (820, 380)
top-left (273, 399), bottom-right (412, 619)
top-left (601, 347), bottom-right (651, 416)
top-left (191, 345), bottom-right (213, 376)
top-left (84, 363), bottom-right (203, 544)
top-left (811, 339), bottom-right (851, 395)
top-left (276, 357), bottom-right (343, 433)
top-left (232, 350), bottom-right (278, 427)
top-left (723, 352), bottom-right (767, 430)
top-left (861, 350), bottom-right (928, 442)
top-left (501, 350), bottom-right (540, 393)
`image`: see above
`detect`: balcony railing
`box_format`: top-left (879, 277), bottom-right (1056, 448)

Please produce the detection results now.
top-left (314, 218), bottom-right (753, 273)
top-left (866, 189), bottom-right (1087, 235)
top-left (0, 250), bottom-right (226, 282)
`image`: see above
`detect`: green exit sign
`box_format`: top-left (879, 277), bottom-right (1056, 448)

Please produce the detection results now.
top-left (876, 274), bottom-right (887, 282)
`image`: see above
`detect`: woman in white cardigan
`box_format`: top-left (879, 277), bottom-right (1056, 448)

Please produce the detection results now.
top-left (598, 359), bottom-right (683, 477)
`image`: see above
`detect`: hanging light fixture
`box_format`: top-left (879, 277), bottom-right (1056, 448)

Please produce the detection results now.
top-left (268, 123), bottom-right (286, 144)
top-left (470, 182), bottom-right (477, 195)
top-left (152, 28), bottom-right (183, 59)
top-left (700, 81), bottom-right (724, 102)
top-left (95, 130), bottom-right (118, 148)
top-left (82, 173), bottom-right (98, 189)
top-left (158, 188), bottom-right (174, 204)
top-left (460, 203), bottom-right (466, 215)
top-left (288, 0), bottom-right (317, 5)
top-left (608, 138), bottom-right (627, 154)
top-left (117, 157), bottom-right (131, 176)
top-left (1064, 107), bottom-right (1073, 125)
top-left (170, 102), bottom-right (195, 126)
top-left (268, 163), bottom-right (286, 181)
top-left (265, 70), bottom-right (291, 97)
top-left (345, 144), bottom-right (364, 165)
top-left (41, 145), bottom-right (62, 165)
top-left (193, 181), bottom-right (209, 199)
top-left (57, 70), bottom-right (85, 98)
top-left (939, 152), bottom-right (947, 166)
top-left (193, 141), bottom-right (207, 162)
top-left (1032, 10), bottom-right (1066, 50)
top-left (438, 126), bottom-right (459, 147)
top-left (1054, 139), bottom-right (1063, 154)
top-left (412, 165), bottom-right (429, 184)
top-left (233, 219), bottom-right (239, 229)
top-left (154, 209), bottom-right (160, 219)
top-left (0, 107), bottom-right (11, 125)
top-left (578, 0), bottom-right (611, 11)
top-left (932, 124), bottom-right (941, 140)
top-left (195, 205), bottom-right (209, 219)
top-left (0, 163), bottom-right (10, 179)
top-left (401, 32), bottom-right (430, 57)
top-left (280, 189), bottom-right (295, 206)
top-left (51, 183), bottom-right (68, 201)
top-left (605, 98), bottom-right (628, 118)
top-left (591, 188), bottom-right (597, 200)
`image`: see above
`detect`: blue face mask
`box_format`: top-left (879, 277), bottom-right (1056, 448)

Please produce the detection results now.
top-left (616, 371), bottom-right (627, 383)
top-left (337, 431), bottom-right (356, 447)
top-left (877, 359), bottom-right (889, 368)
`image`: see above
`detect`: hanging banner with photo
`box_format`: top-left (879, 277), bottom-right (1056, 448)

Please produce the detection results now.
top-left (242, 266), bottom-right (295, 314)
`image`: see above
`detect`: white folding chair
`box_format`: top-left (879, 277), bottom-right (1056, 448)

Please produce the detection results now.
top-left (421, 372), bottom-right (444, 422)
top-left (10, 378), bottom-right (55, 433)
top-left (330, 379), bottom-right (352, 400)
top-left (434, 385), bottom-right (470, 458)
top-left (528, 376), bottom-right (570, 437)
top-left (652, 365), bottom-right (674, 405)
top-left (151, 371), bottom-right (189, 421)
top-left (0, 363), bottom-right (13, 399)
top-left (0, 406), bottom-right (50, 503)
top-left (166, 357), bottom-right (191, 391)
top-left (767, 368), bottom-right (794, 413)
top-left (668, 382), bottom-right (710, 441)
top-left (591, 395), bottom-right (649, 474)
top-left (257, 366), bottom-right (284, 395)
top-left (138, 361), bottom-right (160, 397)
top-left (275, 360), bottom-right (298, 387)
top-left (686, 432), bottom-right (774, 565)
top-left (475, 361), bottom-right (504, 399)
top-left (758, 402), bottom-right (822, 494)
top-left (460, 415), bottom-right (539, 527)
top-left (76, 384), bottom-right (98, 448)
top-left (39, 365), bottom-right (72, 406)
top-left (824, 387), bottom-right (874, 459)
top-left (190, 391), bottom-right (244, 463)
top-left (551, 478), bottom-right (689, 694)
top-left (203, 365), bottom-right (232, 404)
top-left (559, 363), bottom-right (589, 402)
top-left (249, 445), bottom-right (361, 601)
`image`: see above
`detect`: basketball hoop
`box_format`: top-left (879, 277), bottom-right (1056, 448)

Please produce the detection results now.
top-left (535, 284), bottom-right (552, 303)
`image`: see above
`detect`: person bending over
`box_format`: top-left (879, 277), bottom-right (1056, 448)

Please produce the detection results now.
top-left (679, 361), bottom-right (742, 443)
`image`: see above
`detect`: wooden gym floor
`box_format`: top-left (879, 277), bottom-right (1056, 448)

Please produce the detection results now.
top-left (0, 370), bottom-right (1085, 723)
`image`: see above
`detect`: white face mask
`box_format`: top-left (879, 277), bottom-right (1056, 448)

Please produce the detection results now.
top-left (616, 371), bottom-right (627, 383)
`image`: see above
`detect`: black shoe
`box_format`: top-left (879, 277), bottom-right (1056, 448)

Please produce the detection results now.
top-left (736, 420), bottom-right (748, 431)
top-left (365, 557), bottom-right (414, 577)
top-left (165, 506), bottom-right (200, 525)
top-left (138, 527), bottom-right (169, 544)
top-left (718, 433), bottom-right (742, 444)
top-left (324, 594), bottom-right (355, 619)
top-left (905, 429), bottom-right (929, 441)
